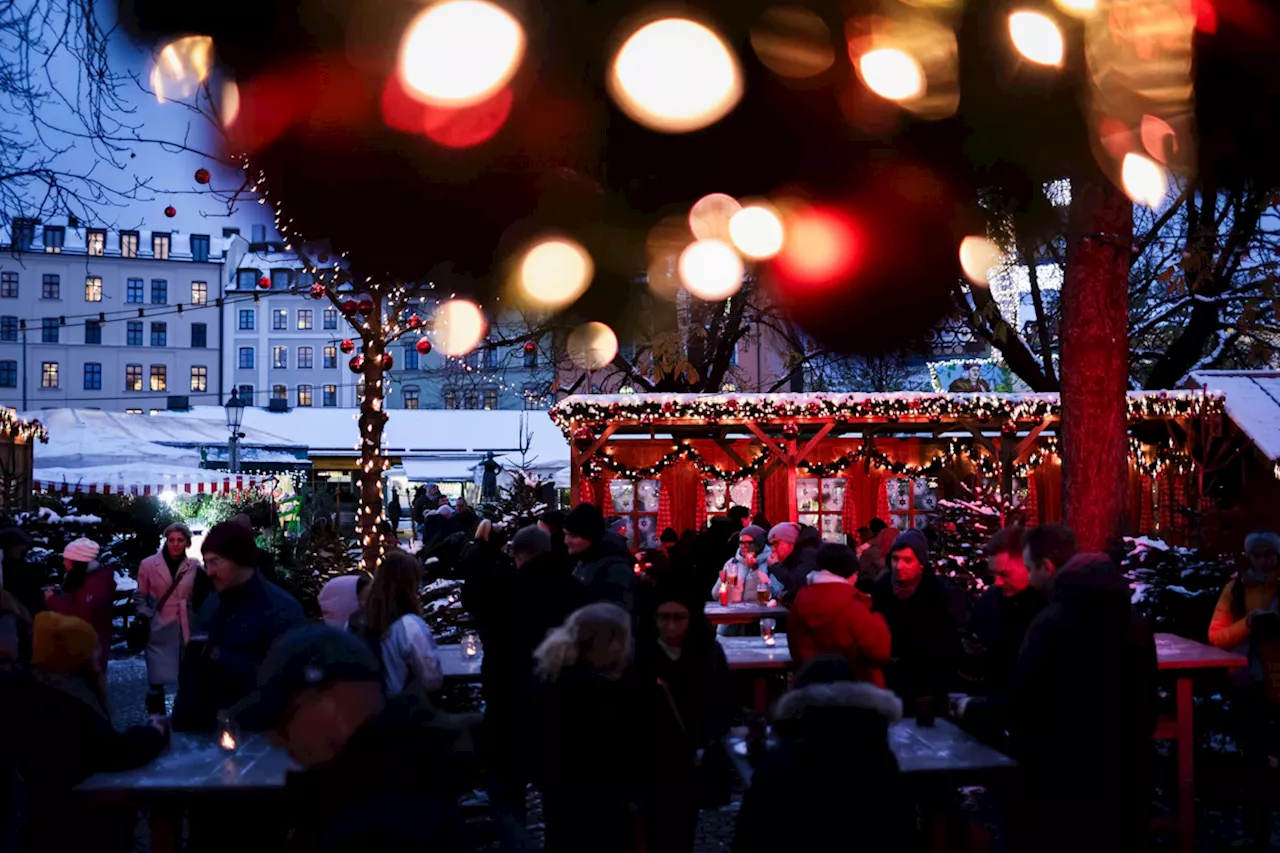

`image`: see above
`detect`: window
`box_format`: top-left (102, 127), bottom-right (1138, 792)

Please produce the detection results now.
top-left (706, 480), bottom-right (756, 523)
top-left (83, 363), bottom-right (102, 390)
top-left (524, 345), bottom-right (538, 368)
top-left (444, 389), bottom-right (459, 409)
top-left (797, 477), bottom-right (848, 544)
top-left (41, 362), bottom-right (58, 389)
top-left (236, 270), bottom-right (258, 290)
top-left (223, 227), bottom-right (240, 238)
top-left (0, 317), bottom-right (16, 342)
top-left (127, 278), bottom-right (144, 303)
top-left (271, 269), bottom-right (293, 289)
top-left (191, 281), bottom-right (207, 304)
top-left (150, 365), bottom-right (167, 392)
top-left (190, 366), bottom-right (208, 392)
top-left (190, 235), bottom-right (210, 262)
top-left (323, 346), bottom-right (337, 369)
top-left (41, 275), bottom-right (59, 300)
top-left (481, 347), bottom-right (497, 369)
top-left (463, 389), bottom-right (479, 409)
top-left (84, 277), bottom-right (102, 302)
top-left (238, 384), bottom-right (254, 403)
top-left (150, 322), bottom-right (167, 347)
top-left (608, 479), bottom-right (661, 549)
top-left (84, 320), bottom-right (102, 345)
top-left (323, 385), bottom-right (337, 407)
top-left (297, 346), bottom-right (313, 369)
top-left (191, 323), bottom-right (207, 348)
top-left (272, 384), bottom-right (287, 401)
top-left (152, 233), bottom-right (170, 260)
top-left (12, 220), bottom-right (35, 250)
top-left (272, 309), bottom-right (288, 331)
top-left (323, 308), bottom-right (337, 330)
top-left (239, 347), bottom-right (254, 369)
top-left (121, 231), bottom-right (139, 258)
top-left (126, 409), bottom-right (143, 415)
top-left (238, 309), bottom-right (255, 331)
top-left (885, 478), bottom-right (939, 533)
top-left (0, 272), bottom-right (16, 298)
top-left (404, 344), bottom-right (419, 371)
top-left (483, 388), bottom-right (499, 409)
top-left (127, 322), bottom-right (143, 347)
top-left (357, 380), bottom-right (366, 401)
top-left (0, 361), bottom-right (15, 388)
top-left (403, 387), bottom-right (420, 409)
top-left (151, 280), bottom-right (168, 305)
top-left (521, 383), bottom-right (545, 409)
top-left (272, 346), bottom-right (288, 369)
top-left (41, 318), bottom-right (58, 344)
top-left (297, 384), bottom-right (313, 407)
top-left (43, 226), bottom-right (64, 253)
top-left (86, 230), bottom-right (105, 256)
top-left (297, 309), bottom-right (313, 330)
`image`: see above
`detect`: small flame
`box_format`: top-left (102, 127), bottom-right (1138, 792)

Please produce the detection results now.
top-left (220, 730), bottom-right (237, 750)
top-left (764, 634), bottom-right (776, 647)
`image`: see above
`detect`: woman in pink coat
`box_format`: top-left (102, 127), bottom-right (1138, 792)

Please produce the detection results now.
top-left (135, 522), bottom-right (200, 714)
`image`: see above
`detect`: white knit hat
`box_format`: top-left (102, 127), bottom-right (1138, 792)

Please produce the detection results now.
top-left (63, 537), bottom-right (100, 563)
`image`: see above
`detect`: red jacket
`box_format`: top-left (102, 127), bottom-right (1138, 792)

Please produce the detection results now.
top-left (787, 579), bottom-right (892, 688)
top-left (46, 564), bottom-right (116, 666)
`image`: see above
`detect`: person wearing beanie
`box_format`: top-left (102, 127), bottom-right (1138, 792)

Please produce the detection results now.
top-left (45, 536), bottom-right (115, 667)
top-left (869, 528), bottom-right (966, 709)
top-left (135, 521), bottom-right (202, 714)
top-left (788, 543), bottom-right (892, 687)
top-left (766, 522), bottom-right (820, 605)
top-left (171, 520), bottom-right (305, 732)
top-left (712, 525), bottom-right (773, 607)
top-left (563, 503), bottom-right (636, 613)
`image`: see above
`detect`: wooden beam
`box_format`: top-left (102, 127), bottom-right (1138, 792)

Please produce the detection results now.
top-left (714, 437), bottom-right (751, 470)
top-left (958, 421), bottom-right (999, 456)
top-left (786, 437), bottom-right (799, 523)
top-left (745, 422), bottom-right (792, 465)
top-left (795, 422), bottom-right (836, 466)
top-left (1014, 417), bottom-right (1054, 464)
top-left (580, 423), bottom-right (620, 461)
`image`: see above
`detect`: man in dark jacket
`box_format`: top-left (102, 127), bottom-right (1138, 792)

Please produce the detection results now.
top-left (767, 522), bottom-right (820, 605)
top-left (967, 526), bottom-right (1046, 691)
top-left (173, 520), bottom-right (306, 732)
top-left (564, 503), bottom-right (636, 613)
top-left (0, 527), bottom-right (44, 619)
top-left (538, 509), bottom-right (568, 564)
top-left (870, 529), bottom-right (966, 711)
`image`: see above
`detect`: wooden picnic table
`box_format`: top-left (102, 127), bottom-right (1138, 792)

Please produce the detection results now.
top-left (704, 602), bottom-right (787, 625)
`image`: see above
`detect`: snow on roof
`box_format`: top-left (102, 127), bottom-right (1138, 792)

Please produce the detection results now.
top-left (1187, 370), bottom-right (1280, 461)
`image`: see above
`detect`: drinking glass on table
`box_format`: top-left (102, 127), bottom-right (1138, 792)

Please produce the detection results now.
top-left (761, 618), bottom-right (776, 647)
top-left (461, 630), bottom-right (482, 658)
top-left (216, 710), bottom-right (241, 753)
top-left (756, 584), bottom-right (771, 605)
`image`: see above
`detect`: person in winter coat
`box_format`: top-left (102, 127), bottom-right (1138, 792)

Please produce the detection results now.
top-left (2, 611), bottom-right (169, 852)
top-left (788, 543), bottom-right (892, 687)
top-left (870, 529), bottom-right (966, 710)
top-left (135, 522), bottom-right (201, 715)
top-left (351, 550), bottom-right (444, 697)
top-left (0, 526), bottom-right (43, 619)
top-left (1207, 529), bottom-right (1280, 848)
top-left (45, 537), bottom-right (114, 668)
top-left (712, 524), bottom-right (773, 602)
top-left (538, 509), bottom-right (569, 564)
top-left (967, 526), bottom-right (1046, 692)
top-left (173, 520), bottom-right (306, 732)
top-left (564, 503), bottom-right (637, 614)
top-left (318, 572), bottom-right (371, 628)
top-left (457, 519), bottom-right (504, 578)
top-left (733, 655), bottom-right (914, 853)
top-left (767, 522), bottom-right (821, 605)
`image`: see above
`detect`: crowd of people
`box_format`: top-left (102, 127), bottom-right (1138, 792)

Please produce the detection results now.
top-left (0, 497), bottom-right (1277, 852)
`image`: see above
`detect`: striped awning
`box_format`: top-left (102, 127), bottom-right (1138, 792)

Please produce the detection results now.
top-left (34, 470), bottom-right (266, 496)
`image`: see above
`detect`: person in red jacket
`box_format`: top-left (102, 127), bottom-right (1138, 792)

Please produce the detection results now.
top-left (787, 542), bottom-right (892, 687)
top-left (45, 537), bottom-right (115, 668)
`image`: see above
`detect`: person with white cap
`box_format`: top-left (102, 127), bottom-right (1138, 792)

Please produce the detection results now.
top-left (45, 536), bottom-right (114, 669)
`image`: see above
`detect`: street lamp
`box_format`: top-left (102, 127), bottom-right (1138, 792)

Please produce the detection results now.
top-left (225, 388), bottom-right (246, 474)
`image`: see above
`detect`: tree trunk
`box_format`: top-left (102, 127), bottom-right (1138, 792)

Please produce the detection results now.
top-left (1060, 176), bottom-right (1132, 550)
top-left (358, 313), bottom-right (389, 573)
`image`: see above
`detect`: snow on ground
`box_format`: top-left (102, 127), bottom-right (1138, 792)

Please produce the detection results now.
top-left (114, 572), bottom-right (137, 593)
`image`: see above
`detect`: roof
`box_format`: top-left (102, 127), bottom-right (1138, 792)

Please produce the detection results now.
top-left (1186, 371), bottom-right (1280, 461)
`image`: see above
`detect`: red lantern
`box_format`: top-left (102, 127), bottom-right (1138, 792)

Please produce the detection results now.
top-left (258, 276), bottom-right (271, 289)
top-left (357, 299), bottom-right (375, 316)
top-left (309, 283), bottom-right (326, 299)
top-left (416, 338), bottom-right (432, 355)
top-left (523, 341), bottom-right (536, 354)
top-left (341, 298), bottom-right (359, 314)
top-left (380, 352), bottom-right (394, 370)
top-left (339, 339), bottom-right (355, 354)
top-left (349, 354), bottom-right (365, 372)
top-left (194, 168), bottom-right (211, 185)
top-left (164, 205), bottom-right (176, 218)
top-left (408, 314), bottom-right (423, 329)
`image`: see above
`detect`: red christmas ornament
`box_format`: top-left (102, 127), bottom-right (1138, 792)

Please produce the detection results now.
top-left (380, 352), bottom-right (394, 370)
top-left (349, 354), bottom-right (365, 373)
top-left (309, 283), bottom-right (326, 299)
top-left (572, 424), bottom-right (595, 450)
top-left (407, 314), bottom-right (423, 330)
top-left (258, 276), bottom-right (271, 289)
top-left (415, 338), bottom-right (432, 355)
top-left (523, 341), bottom-right (536, 354)
top-left (164, 205), bottom-right (176, 218)
top-left (781, 422), bottom-right (800, 440)
top-left (357, 299), bottom-right (375, 316)
top-left (339, 339), bottom-right (355, 354)
top-left (341, 298), bottom-right (359, 314)
top-left (194, 168), bottom-right (211, 185)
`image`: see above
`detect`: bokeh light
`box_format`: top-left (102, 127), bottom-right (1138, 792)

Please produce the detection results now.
top-left (151, 36), bottom-right (214, 103)
top-left (518, 237), bottom-right (594, 308)
top-left (729, 205), bottom-right (785, 260)
top-left (1121, 153), bottom-right (1168, 208)
top-left (958, 236), bottom-right (1002, 287)
top-left (432, 299), bottom-right (487, 356)
top-left (399, 0), bottom-right (525, 106)
top-left (1009, 12), bottom-right (1065, 66)
top-left (857, 48), bottom-right (926, 101)
top-left (773, 208), bottom-right (859, 287)
top-left (645, 215), bottom-right (692, 301)
top-left (421, 87), bottom-right (513, 148)
top-left (749, 7), bottom-right (835, 79)
top-left (689, 193), bottom-right (742, 242)
top-left (220, 80), bottom-right (241, 127)
top-left (567, 322), bottom-right (619, 371)
top-left (678, 239), bottom-right (745, 301)
top-left (1054, 0), bottom-right (1097, 14)
top-left (610, 18), bottom-right (742, 133)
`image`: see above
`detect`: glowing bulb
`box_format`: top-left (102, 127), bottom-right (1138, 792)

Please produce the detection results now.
top-left (1009, 12), bottom-right (1064, 66)
top-left (858, 49), bottom-right (925, 101)
top-left (729, 206), bottom-right (784, 260)
top-left (399, 0), bottom-right (525, 106)
top-left (566, 322), bottom-right (619, 370)
top-left (678, 239), bottom-right (744, 301)
top-left (518, 238), bottom-right (593, 308)
top-left (432, 299), bottom-right (487, 356)
top-left (1121, 153), bottom-right (1168, 208)
top-left (1054, 0), bottom-right (1096, 13)
top-left (959, 236), bottom-right (1003, 287)
top-left (151, 36), bottom-right (214, 103)
top-left (689, 193), bottom-right (742, 242)
top-left (610, 18), bottom-right (742, 133)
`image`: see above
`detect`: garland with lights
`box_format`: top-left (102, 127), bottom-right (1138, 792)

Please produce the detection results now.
top-left (3, 412), bottom-right (49, 445)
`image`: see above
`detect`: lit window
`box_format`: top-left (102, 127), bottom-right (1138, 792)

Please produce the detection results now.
top-left (41, 362), bottom-right (59, 389)
top-left (885, 477), bottom-right (939, 533)
top-left (151, 280), bottom-right (168, 304)
top-left (190, 366), bottom-right (208, 392)
top-left (84, 277), bottom-right (102, 302)
top-left (150, 322), bottom-right (167, 347)
top-left (126, 279), bottom-right (144, 303)
top-left (152, 233), bottom-right (171, 260)
top-left (297, 384), bottom-right (312, 407)
top-left (0, 273), bottom-right (16, 298)
top-left (239, 347), bottom-right (254, 369)
top-left (191, 281), bottom-right (207, 304)
top-left (86, 230), bottom-right (105, 256)
top-left (41, 318), bottom-right (58, 343)
top-left (322, 384), bottom-right (337, 407)
top-left (706, 479), bottom-right (755, 523)
top-left (608, 479), bottom-right (661, 549)
top-left (43, 226), bottom-right (64, 253)
top-left (403, 387), bottom-right (420, 409)
top-left (83, 363), bottom-right (102, 390)
top-left (150, 365), bottom-right (167, 392)
top-left (273, 384), bottom-right (287, 400)
top-left (298, 346), bottom-right (313, 368)
top-left (127, 322), bottom-right (143, 346)
top-left (41, 275), bottom-right (60, 300)
top-left (273, 346), bottom-right (287, 369)
top-left (797, 477), bottom-right (848, 543)
top-left (125, 409), bottom-right (143, 415)
top-left (297, 309), bottom-right (313, 330)
top-left (273, 309), bottom-right (288, 331)
top-left (125, 365), bottom-right (143, 391)
top-left (323, 346), bottom-right (337, 368)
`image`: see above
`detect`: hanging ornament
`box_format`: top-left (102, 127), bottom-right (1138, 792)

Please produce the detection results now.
top-left (524, 340), bottom-right (537, 355)
top-left (194, 168), bottom-right (211, 185)
top-left (357, 298), bottom-right (375, 316)
top-left (349, 354), bottom-right (365, 373)
top-left (781, 422), bottom-right (800, 440)
top-left (572, 424), bottom-right (596, 450)
top-left (258, 276), bottom-right (271, 289)
top-left (309, 283), bottom-right (326, 299)
top-left (408, 314), bottom-right (424, 330)
top-left (340, 339), bottom-right (355, 354)
top-left (341, 298), bottom-right (359, 314)
top-left (416, 338), bottom-right (432, 355)
top-left (380, 352), bottom-right (394, 370)
top-left (164, 205), bottom-right (176, 218)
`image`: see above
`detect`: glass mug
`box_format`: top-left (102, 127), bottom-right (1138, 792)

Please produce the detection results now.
top-left (461, 630), bottom-right (482, 658)
top-left (761, 618), bottom-right (776, 647)
top-left (756, 584), bottom-right (770, 605)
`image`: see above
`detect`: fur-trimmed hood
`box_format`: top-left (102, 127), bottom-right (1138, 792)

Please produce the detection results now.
top-left (774, 680), bottom-right (903, 724)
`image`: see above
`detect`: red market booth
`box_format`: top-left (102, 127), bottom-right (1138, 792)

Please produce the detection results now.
top-left (549, 392), bottom-right (1222, 549)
